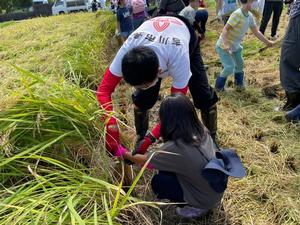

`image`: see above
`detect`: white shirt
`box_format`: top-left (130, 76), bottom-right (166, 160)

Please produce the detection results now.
top-left (109, 16), bottom-right (191, 89)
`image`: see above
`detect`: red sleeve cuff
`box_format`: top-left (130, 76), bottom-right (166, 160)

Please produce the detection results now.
top-left (171, 86), bottom-right (188, 95)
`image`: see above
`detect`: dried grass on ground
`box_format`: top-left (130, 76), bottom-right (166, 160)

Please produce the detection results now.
top-left (0, 4), bottom-right (299, 225)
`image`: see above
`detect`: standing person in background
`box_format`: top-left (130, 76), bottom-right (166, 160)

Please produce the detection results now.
top-left (179, 0), bottom-right (200, 24)
top-left (99, 0), bottom-right (107, 9)
top-left (215, 0), bottom-right (274, 92)
top-left (158, 0), bottom-right (185, 15)
top-left (92, 0), bottom-right (98, 12)
top-left (195, 0), bottom-right (209, 39)
top-left (215, 0), bottom-right (220, 18)
top-left (199, 0), bottom-right (206, 8)
top-left (217, 0), bottom-right (238, 25)
top-left (250, 0), bottom-right (265, 22)
top-left (280, 0), bottom-right (300, 122)
top-left (179, 0), bottom-right (208, 40)
top-left (116, 0), bottom-right (134, 43)
top-left (259, 0), bottom-right (283, 40)
top-left (110, 0), bottom-right (118, 13)
top-left (129, 0), bottom-right (147, 29)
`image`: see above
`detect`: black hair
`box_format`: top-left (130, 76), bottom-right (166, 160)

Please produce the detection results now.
top-left (121, 46), bottom-right (159, 86)
top-left (240, 0), bottom-right (248, 4)
top-left (159, 93), bottom-right (205, 144)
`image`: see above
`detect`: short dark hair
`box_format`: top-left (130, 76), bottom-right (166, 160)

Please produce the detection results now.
top-left (121, 46), bottom-right (159, 86)
top-left (240, 0), bottom-right (248, 4)
top-left (159, 93), bottom-right (205, 144)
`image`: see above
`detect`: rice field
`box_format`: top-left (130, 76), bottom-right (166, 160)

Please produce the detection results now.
top-left (0, 3), bottom-right (299, 225)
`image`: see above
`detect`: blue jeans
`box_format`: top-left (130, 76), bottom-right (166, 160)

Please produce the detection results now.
top-left (216, 45), bottom-right (244, 78)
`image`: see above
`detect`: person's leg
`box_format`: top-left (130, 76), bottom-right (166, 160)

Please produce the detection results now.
top-left (259, 1), bottom-right (273, 35)
top-left (151, 171), bottom-right (185, 202)
top-left (215, 46), bottom-right (235, 91)
top-left (172, 15), bottom-right (219, 141)
top-left (189, 42), bottom-right (219, 141)
top-left (280, 16), bottom-right (300, 109)
top-left (132, 79), bottom-right (162, 140)
top-left (232, 48), bottom-right (245, 89)
top-left (271, 1), bottom-right (283, 37)
top-left (197, 9), bottom-right (209, 34)
top-left (283, 92), bottom-right (300, 110)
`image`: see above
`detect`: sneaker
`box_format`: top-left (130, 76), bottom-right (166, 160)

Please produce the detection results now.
top-left (176, 205), bottom-right (209, 218)
top-left (270, 35), bottom-right (279, 41)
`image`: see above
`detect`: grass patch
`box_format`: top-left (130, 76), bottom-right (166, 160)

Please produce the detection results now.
top-left (0, 21), bottom-right (16, 29)
top-left (0, 67), bottom-right (158, 224)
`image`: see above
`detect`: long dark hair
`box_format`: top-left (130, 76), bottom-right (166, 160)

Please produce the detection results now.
top-left (159, 93), bottom-right (205, 144)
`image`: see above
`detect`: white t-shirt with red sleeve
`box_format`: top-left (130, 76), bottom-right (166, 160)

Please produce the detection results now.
top-left (109, 16), bottom-right (191, 89)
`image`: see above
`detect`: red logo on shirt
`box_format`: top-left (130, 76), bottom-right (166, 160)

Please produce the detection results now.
top-left (153, 20), bottom-right (170, 32)
top-left (151, 17), bottom-right (183, 32)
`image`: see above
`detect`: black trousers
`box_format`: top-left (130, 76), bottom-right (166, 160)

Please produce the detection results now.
top-left (259, 1), bottom-right (283, 37)
top-left (132, 15), bottom-right (218, 111)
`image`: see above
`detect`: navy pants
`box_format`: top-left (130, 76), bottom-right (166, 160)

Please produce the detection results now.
top-left (151, 171), bottom-right (185, 203)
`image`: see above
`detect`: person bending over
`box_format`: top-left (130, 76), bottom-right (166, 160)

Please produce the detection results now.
top-left (97, 15), bottom-right (218, 157)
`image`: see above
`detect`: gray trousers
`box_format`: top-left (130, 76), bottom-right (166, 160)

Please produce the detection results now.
top-left (280, 15), bottom-right (300, 93)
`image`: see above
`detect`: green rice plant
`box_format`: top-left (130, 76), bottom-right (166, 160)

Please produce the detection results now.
top-left (0, 67), bottom-right (159, 224)
top-left (0, 151), bottom-right (158, 224)
top-left (0, 66), bottom-right (108, 185)
top-left (0, 67), bottom-right (104, 148)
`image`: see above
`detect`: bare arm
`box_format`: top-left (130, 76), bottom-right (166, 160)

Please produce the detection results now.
top-left (123, 151), bottom-right (148, 166)
top-left (251, 26), bottom-right (273, 47)
top-left (222, 23), bottom-right (232, 52)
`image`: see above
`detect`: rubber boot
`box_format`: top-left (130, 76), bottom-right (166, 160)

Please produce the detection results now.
top-left (215, 76), bottom-right (227, 92)
top-left (283, 92), bottom-right (300, 111)
top-left (286, 104), bottom-right (300, 122)
top-left (201, 104), bottom-right (218, 145)
top-left (134, 108), bottom-right (149, 143)
top-left (234, 72), bottom-right (245, 91)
